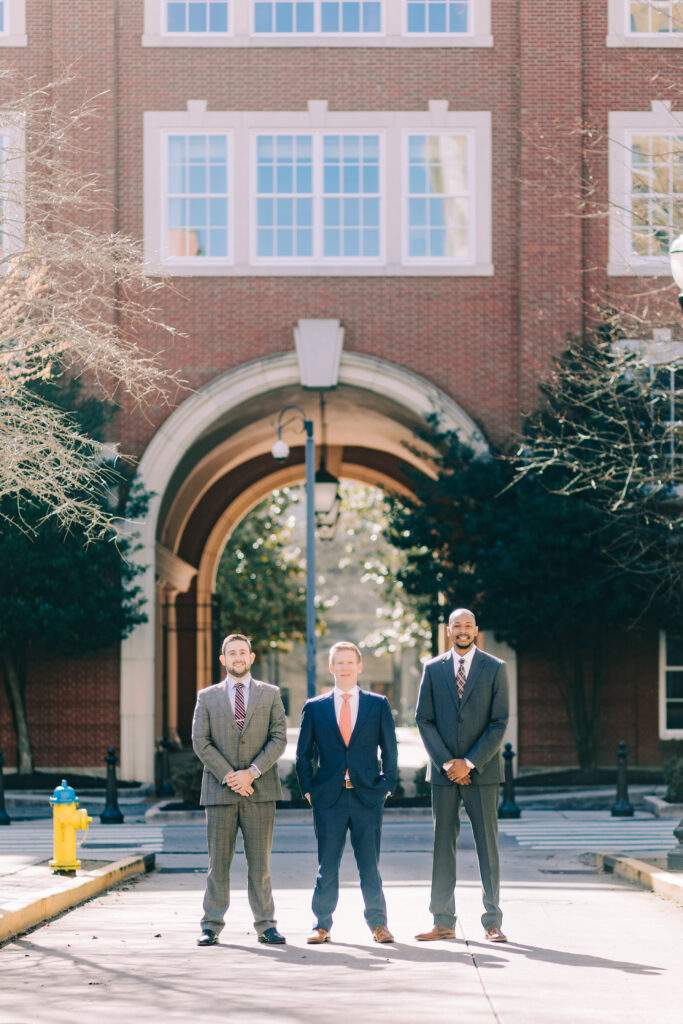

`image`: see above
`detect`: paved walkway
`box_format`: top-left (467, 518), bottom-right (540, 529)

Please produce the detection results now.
top-left (1, 814), bottom-right (682, 1024)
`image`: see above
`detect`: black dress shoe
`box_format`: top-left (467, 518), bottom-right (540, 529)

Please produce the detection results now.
top-left (258, 927), bottom-right (286, 945)
top-left (197, 929), bottom-right (218, 946)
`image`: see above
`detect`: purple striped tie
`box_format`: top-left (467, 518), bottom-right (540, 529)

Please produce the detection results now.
top-left (456, 658), bottom-right (467, 700)
top-left (234, 682), bottom-right (246, 730)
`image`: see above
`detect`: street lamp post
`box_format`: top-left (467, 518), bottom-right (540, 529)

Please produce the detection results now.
top-left (667, 233), bottom-right (683, 870)
top-left (272, 406), bottom-right (317, 700)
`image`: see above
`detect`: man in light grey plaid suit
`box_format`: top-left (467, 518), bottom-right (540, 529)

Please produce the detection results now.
top-left (192, 633), bottom-right (287, 946)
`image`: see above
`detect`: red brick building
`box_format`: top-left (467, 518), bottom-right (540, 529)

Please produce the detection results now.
top-left (1, 1), bottom-right (682, 780)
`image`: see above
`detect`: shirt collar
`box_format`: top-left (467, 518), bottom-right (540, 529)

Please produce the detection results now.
top-left (226, 673), bottom-right (251, 688)
top-left (452, 646), bottom-right (476, 668)
top-left (333, 684), bottom-right (359, 698)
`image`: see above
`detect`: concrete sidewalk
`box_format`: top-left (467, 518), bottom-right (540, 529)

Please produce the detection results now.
top-left (1, 821), bottom-right (682, 1024)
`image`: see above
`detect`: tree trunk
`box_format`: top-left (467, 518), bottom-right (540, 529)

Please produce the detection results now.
top-left (2, 650), bottom-right (33, 775)
top-left (555, 641), bottom-right (604, 772)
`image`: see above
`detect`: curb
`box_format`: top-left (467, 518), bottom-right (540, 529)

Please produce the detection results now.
top-left (595, 853), bottom-right (683, 906)
top-left (642, 795), bottom-right (683, 819)
top-left (0, 853), bottom-right (155, 945)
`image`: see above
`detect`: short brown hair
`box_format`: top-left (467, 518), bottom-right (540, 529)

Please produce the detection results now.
top-left (328, 641), bottom-right (362, 664)
top-left (221, 633), bottom-right (253, 656)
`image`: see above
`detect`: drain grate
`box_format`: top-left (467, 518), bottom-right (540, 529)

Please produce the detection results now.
top-left (538, 869), bottom-right (596, 875)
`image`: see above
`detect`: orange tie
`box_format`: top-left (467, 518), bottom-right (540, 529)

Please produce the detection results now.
top-left (339, 692), bottom-right (353, 746)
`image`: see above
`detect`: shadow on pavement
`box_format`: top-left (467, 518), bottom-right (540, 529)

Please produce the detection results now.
top-left (465, 939), bottom-right (663, 976)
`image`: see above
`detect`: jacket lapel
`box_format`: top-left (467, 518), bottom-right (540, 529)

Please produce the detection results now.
top-left (439, 652), bottom-right (459, 710)
top-left (460, 648), bottom-right (485, 709)
top-left (322, 691), bottom-right (345, 745)
top-left (241, 678), bottom-right (265, 731)
top-left (348, 690), bottom-right (371, 746)
top-left (213, 679), bottom-right (237, 733)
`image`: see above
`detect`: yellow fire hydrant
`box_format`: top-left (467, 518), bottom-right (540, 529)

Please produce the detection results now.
top-left (49, 779), bottom-right (92, 875)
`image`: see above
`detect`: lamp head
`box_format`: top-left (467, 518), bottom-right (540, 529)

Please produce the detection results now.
top-left (271, 437), bottom-right (290, 461)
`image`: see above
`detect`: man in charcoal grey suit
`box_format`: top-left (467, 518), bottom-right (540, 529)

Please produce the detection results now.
top-left (192, 632), bottom-right (287, 946)
top-left (415, 608), bottom-right (509, 943)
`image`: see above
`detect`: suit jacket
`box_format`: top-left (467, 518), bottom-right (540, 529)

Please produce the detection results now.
top-left (191, 678), bottom-right (287, 805)
top-left (415, 648), bottom-right (509, 786)
top-left (295, 689), bottom-right (398, 809)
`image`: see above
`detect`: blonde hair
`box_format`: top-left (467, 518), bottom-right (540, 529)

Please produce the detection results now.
top-left (328, 641), bottom-right (362, 664)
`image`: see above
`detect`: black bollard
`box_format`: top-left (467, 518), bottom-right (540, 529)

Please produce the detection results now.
top-left (158, 738), bottom-right (174, 799)
top-left (498, 743), bottom-right (521, 819)
top-left (0, 750), bottom-right (10, 825)
top-left (100, 747), bottom-right (124, 824)
top-left (611, 740), bottom-right (634, 817)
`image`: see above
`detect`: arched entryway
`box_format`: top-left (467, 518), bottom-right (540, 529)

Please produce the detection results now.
top-left (119, 351), bottom-right (511, 782)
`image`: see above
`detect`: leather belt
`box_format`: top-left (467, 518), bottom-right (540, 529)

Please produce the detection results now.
top-left (344, 780), bottom-right (354, 789)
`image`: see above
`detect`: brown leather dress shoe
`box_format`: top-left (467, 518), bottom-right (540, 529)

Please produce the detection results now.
top-left (484, 927), bottom-right (507, 943)
top-left (415, 925), bottom-right (455, 941)
top-left (307, 928), bottom-right (331, 944)
top-left (372, 925), bottom-right (395, 944)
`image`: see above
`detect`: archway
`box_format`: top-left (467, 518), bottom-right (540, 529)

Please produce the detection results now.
top-left (120, 351), bottom-right (491, 781)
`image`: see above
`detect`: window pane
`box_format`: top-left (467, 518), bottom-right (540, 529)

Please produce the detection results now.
top-left (323, 134), bottom-right (380, 257)
top-left (406, 0), bottom-right (470, 33)
top-left (256, 134), bottom-right (313, 257)
top-left (407, 133), bottom-right (470, 260)
top-left (255, 1), bottom-right (314, 32)
top-left (666, 671), bottom-right (683, 699)
top-left (667, 633), bottom-right (683, 665)
top-left (166, 134), bottom-right (229, 259)
top-left (167, 1), bottom-right (229, 32)
top-left (629, 133), bottom-right (681, 257)
top-left (667, 702), bottom-right (683, 729)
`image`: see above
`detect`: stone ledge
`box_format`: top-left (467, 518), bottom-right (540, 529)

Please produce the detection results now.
top-left (642, 795), bottom-right (683, 819)
top-left (595, 853), bottom-right (683, 906)
top-left (0, 853), bottom-right (155, 945)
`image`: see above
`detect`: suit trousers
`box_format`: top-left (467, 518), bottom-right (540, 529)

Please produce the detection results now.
top-left (430, 783), bottom-right (502, 931)
top-left (201, 799), bottom-right (276, 936)
top-left (312, 789), bottom-right (387, 932)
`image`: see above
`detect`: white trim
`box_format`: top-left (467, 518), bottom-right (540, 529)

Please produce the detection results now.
top-left (660, 630), bottom-right (683, 739)
top-left (119, 350), bottom-right (489, 781)
top-left (607, 0), bottom-right (683, 47)
top-left (0, 113), bottom-right (25, 268)
top-left (0, 0), bottom-right (26, 46)
top-left (608, 103), bottom-right (683, 277)
top-left (143, 0), bottom-right (492, 46)
top-left (144, 100), bottom-right (493, 277)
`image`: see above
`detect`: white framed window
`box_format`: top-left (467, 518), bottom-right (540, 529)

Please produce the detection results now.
top-left (165, 1), bottom-right (230, 33)
top-left (0, 0), bottom-right (27, 46)
top-left (143, 0), bottom-right (491, 45)
top-left (144, 100), bottom-right (492, 276)
top-left (617, 330), bottom-right (683, 475)
top-left (608, 0), bottom-right (683, 46)
top-left (0, 114), bottom-right (25, 266)
top-left (608, 104), bottom-right (683, 276)
top-left (253, 132), bottom-right (382, 262)
top-left (404, 134), bottom-right (472, 263)
top-left (163, 133), bottom-right (231, 263)
top-left (660, 631), bottom-right (683, 738)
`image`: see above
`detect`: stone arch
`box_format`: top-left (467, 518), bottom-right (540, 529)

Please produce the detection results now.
top-left (120, 351), bottom-right (488, 781)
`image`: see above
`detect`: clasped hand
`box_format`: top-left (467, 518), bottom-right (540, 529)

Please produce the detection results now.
top-left (444, 758), bottom-right (471, 785)
top-left (224, 769), bottom-right (254, 796)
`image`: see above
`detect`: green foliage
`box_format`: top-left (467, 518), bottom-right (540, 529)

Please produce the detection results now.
top-left (215, 489), bottom-right (308, 658)
top-left (283, 763), bottom-right (304, 804)
top-left (170, 756), bottom-right (203, 807)
top-left (664, 757), bottom-right (683, 804)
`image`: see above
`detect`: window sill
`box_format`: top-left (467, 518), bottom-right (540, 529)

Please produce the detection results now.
top-left (606, 33), bottom-right (683, 48)
top-left (141, 32), bottom-right (493, 48)
top-left (0, 33), bottom-right (27, 46)
top-left (144, 259), bottom-right (495, 277)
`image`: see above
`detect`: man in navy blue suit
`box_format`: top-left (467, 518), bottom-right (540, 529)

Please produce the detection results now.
top-left (295, 641), bottom-right (398, 945)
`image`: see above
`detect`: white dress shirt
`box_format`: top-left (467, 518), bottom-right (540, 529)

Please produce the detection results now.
top-left (224, 673), bottom-right (260, 779)
top-left (333, 684), bottom-right (359, 782)
top-left (444, 647), bottom-right (477, 773)
top-left (333, 684), bottom-right (360, 730)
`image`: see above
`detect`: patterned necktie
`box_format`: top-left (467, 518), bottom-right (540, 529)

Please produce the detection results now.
top-left (233, 682), bottom-right (246, 730)
top-left (339, 692), bottom-right (353, 746)
top-left (456, 657), bottom-right (467, 700)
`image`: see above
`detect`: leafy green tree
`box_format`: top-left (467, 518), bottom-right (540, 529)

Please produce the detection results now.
top-left (0, 379), bottom-right (148, 774)
top-left (215, 490), bottom-right (308, 659)
top-left (385, 417), bottom-right (678, 769)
